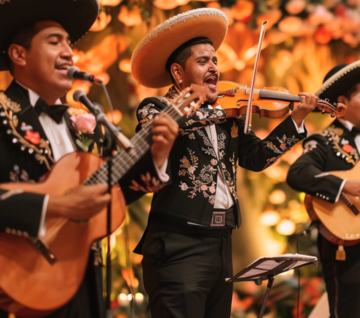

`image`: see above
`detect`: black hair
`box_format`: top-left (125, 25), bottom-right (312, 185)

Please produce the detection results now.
top-left (342, 83), bottom-right (360, 100)
top-left (165, 37), bottom-right (213, 85)
top-left (5, 22), bottom-right (39, 73)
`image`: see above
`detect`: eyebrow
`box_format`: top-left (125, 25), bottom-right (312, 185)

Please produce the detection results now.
top-left (45, 33), bottom-right (71, 42)
top-left (195, 55), bottom-right (217, 61)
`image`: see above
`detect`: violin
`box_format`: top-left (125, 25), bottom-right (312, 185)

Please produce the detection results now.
top-left (215, 80), bottom-right (347, 120)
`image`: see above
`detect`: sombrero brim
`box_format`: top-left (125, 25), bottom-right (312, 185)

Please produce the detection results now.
top-left (0, 0), bottom-right (99, 71)
top-left (314, 60), bottom-right (360, 104)
top-left (131, 8), bottom-right (228, 88)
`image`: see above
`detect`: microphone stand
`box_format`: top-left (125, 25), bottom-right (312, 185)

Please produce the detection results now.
top-left (73, 90), bottom-right (134, 318)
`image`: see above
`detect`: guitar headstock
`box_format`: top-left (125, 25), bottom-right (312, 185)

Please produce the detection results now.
top-left (171, 84), bottom-right (207, 116)
top-left (317, 99), bottom-right (347, 118)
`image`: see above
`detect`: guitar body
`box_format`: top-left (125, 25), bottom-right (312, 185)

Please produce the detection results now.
top-left (305, 163), bottom-right (360, 246)
top-left (0, 151), bottom-right (126, 317)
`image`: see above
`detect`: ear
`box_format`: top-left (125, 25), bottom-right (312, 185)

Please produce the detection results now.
top-left (8, 44), bottom-right (27, 68)
top-left (170, 63), bottom-right (184, 88)
top-left (337, 95), bottom-right (347, 105)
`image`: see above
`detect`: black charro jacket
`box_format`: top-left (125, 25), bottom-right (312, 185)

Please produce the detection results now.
top-left (135, 86), bottom-right (307, 235)
top-left (0, 80), bottom-right (170, 318)
top-left (287, 119), bottom-right (359, 203)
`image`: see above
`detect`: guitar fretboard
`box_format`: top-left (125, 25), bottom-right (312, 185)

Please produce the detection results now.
top-left (83, 100), bottom-right (183, 186)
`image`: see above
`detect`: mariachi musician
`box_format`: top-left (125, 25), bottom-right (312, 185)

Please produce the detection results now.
top-left (287, 62), bottom-right (360, 318)
top-left (130, 8), bottom-right (319, 318)
top-left (0, 0), bottom-right (179, 317)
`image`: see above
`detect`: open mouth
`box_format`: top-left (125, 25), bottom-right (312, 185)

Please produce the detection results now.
top-left (204, 76), bottom-right (218, 91)
top-left (55, 64), bottom-right (72, 76)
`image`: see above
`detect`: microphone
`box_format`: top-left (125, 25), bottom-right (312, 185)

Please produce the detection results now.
top-left (73, 90), bottom-right (134, 151)
top-left (67, 66), bottom-right (103, 85)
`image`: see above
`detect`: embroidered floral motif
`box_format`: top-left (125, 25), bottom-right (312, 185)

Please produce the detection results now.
top-left (164, 86), bottom-right (179, 101)
top-left (320, 125), bottom-right (359, 165)
top-left (264, 156), bottom-right (281, 169)
top-left (219, 153), bottom-right (238, 201)
top-left (265, 134), bottom-right (299, 154)
top-left (343, 144), bottom-right (354, 154)
top-left (218, 133), bottom-right (226, 151)
top-left (197, 130), bottom-right (217, 157)
top-left (0, 92), bottom-right (21, 113)
top-left (303, 140), bottom-right (318, 153)
top-left (0, 93), bottom-right (54, 170)
top-left (138, 103), bottom-right (160, 129)
top-left (24, 130), bottom-right (41, 145)
top-left (178, 148), bottom-right (217, 204)
top-left (129, 172), bottom-right (164, 192)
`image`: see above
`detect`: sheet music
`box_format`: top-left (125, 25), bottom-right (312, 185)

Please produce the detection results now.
top-left (228, 253), bottom-right (317, 282)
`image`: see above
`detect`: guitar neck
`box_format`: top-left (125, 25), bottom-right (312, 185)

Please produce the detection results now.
top-left (83, 102), bottom-right (183, 186)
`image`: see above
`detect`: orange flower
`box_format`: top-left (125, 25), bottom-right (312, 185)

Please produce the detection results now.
top-left (24, 130), bottom-right (41, 145)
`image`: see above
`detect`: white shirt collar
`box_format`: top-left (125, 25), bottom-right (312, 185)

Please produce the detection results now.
top-left (338, 118), bottom-right (354, 132)
top-left (15, 80), bottom-right (62, 107)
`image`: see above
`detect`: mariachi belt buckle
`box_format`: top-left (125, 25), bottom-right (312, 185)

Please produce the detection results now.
top-left (210, 211), bottom-right (226, 227)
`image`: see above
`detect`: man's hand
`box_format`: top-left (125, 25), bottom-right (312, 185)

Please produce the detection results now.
top-left (343, 180), bottom-right (360, 197)
top-left (151, 113), bottom-right (179, 168)
top-left (291, 93), bottom-right (319, 127)
top-left (47, 184), bottom-right (111, 220)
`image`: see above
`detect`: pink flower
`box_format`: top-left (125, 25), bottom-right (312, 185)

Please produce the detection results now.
top-left (70, 114), bottom-right (96, 134)
top-left (280, 143), bottom-right (287, 151)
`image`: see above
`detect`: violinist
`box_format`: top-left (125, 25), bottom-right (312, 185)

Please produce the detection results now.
top-left (131, 8), bottom-right (319, 318)
top-left (287, 62), bottom-right (360, 318)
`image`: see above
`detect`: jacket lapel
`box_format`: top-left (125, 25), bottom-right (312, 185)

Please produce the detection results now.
top-left (4, 81), bottom-right (55, 169)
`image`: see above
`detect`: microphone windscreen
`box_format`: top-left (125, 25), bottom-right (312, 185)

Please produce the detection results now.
top-left (67, 66), bottom-right (80, 79)
top-left (73, 89), bottom-right (86, 102)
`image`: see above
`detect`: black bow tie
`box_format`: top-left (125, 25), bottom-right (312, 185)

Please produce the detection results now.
top-left (34, 98), bottom-right (69, 124)
top-left (351, 126), bottom-right (360, 137)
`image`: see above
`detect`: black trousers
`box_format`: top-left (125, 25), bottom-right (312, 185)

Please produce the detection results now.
top-left (318, 234), bottom-right (360, 318)
top-left (141, 225), bottom-right (233, 318)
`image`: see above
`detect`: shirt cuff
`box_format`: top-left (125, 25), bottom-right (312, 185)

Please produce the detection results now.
top-left (335, 179), bottom-right (347, 203)
top-left (291, 118), bottom-right (305, 133)
top-left (153, 159), bottom-right (170, 183)
top-left (38, 194), bottom-right (49, 237)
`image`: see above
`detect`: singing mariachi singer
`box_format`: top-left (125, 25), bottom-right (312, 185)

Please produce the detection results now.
top-left (0, 0), bottom-right (180, 317)
top-left (287, 61), bottom-right (360, 318)
top-left (131, 7), bottom-right (319, 318)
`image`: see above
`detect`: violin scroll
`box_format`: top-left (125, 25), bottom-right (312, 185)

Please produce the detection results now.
top-left (316, 99), bottom-right (346, 118)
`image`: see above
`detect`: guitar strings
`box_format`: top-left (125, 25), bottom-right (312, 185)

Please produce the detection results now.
top-left (83, 101), bottom-right (184, 186)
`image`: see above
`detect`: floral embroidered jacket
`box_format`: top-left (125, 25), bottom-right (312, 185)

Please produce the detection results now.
top-left (136, 86), bottom-right (307, 229)
top-left (0, 81), bottom-right (168, 237)
top-left (287, 119), bottom-right (359, 203)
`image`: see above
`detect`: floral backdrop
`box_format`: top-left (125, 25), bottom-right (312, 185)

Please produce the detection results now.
top-left (2, 0), bottom-right (360, 317)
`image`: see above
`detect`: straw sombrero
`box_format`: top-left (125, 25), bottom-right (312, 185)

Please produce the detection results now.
top-left (131, 8), bottom-right (228, 88)
top-left (0, 0), bottom-right (99, 71)
top-left (315, 61), bottom-right (360, 104)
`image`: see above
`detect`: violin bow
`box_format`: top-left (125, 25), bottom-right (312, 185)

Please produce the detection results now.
top-left (244, 20), bottom-right (268, 134)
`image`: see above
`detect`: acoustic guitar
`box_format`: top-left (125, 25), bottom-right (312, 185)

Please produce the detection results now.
top-left (0, 91), bottom-right (199, 317)
top-left (305, 163), bottom-right (360, 246)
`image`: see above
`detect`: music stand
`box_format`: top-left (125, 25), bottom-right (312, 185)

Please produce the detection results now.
top-left (226, 254), bottom-right (317, 318)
